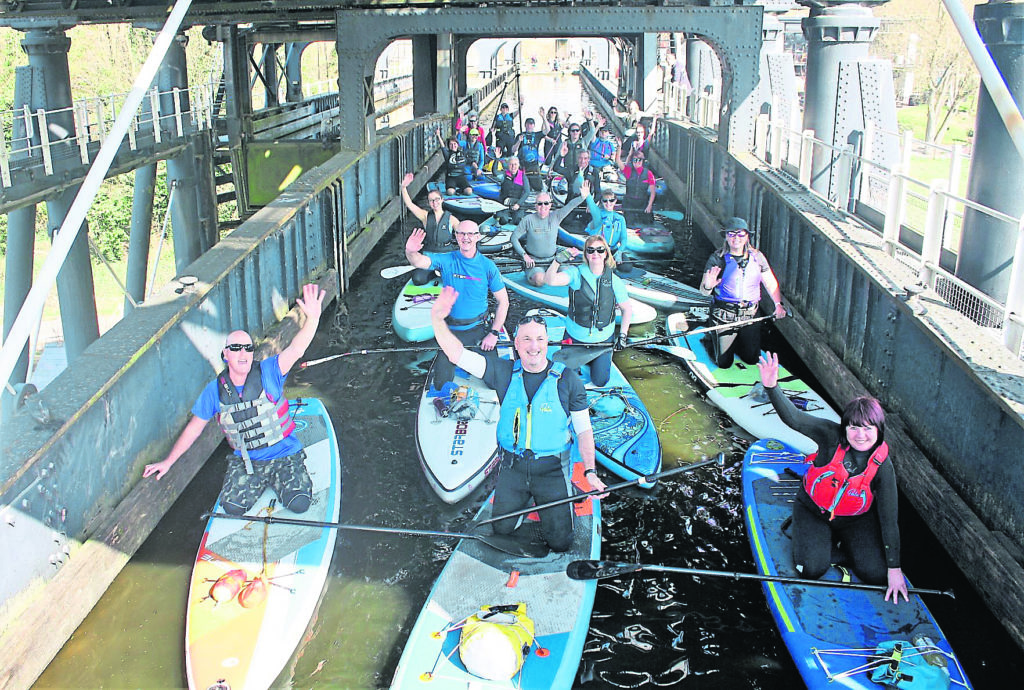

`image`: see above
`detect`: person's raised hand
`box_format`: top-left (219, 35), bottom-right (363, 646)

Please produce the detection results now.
top-left (757, 352), bottom-right (780, 388)
top-left (701, 265), bottom-right (722, 291)
top-left (431, 285), bottom-right (459, 321)
top-left (406, 228), bottom-right (426, 254)
top-left (402, 172), bottom-right (414, 188)
top-left (297, 283), bottom-right (326, 320)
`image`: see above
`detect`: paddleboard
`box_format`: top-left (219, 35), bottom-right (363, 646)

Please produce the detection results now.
top-left (624, 222), bottom-right (674, 257)
top-left (389, 452), bottom-right (601, 689)
top-left (742, 438), bottom-right (971, 689)
top-left (442, 194), bottom-right (506, 220)
top-left (533, 309), bottom-right (662, 483)
top-left (611, 264), bottom-right (710, 313)
top-left (478, 215), bottom-right (515, 254)
top-left (392, 277), bottom-right (441, 343)
top-left (663, 312), bottom-right (839, 454)
top-left (500, 270), bottom-right (658, 326)
top-left (415, 334), bottom-right (512, 504)
top-left (185, 398), bottom-right (341, 690)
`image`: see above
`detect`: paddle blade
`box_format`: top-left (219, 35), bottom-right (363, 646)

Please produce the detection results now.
top-left (566, 560), bottom-right (644, 581)
top-left (380, 265), bottom-right (416, 279)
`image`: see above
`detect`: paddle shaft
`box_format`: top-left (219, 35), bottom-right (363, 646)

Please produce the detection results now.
top-left (476, 454), bottom-right (725, 527)
top-left (625, 314), bottom-right (776, 349)
top-left (201, 511), bottom-right (541, 556)
top-left (568, 560), bottom-right (954, 598)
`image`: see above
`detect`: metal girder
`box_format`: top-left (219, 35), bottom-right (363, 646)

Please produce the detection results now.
top-left (335, 6), bottom-right (763, 150)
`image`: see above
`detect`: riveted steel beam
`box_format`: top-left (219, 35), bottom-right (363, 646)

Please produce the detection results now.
top-left (334, 6), bottom-right (762, 151)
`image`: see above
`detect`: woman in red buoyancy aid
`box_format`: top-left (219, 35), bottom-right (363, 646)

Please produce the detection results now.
top-left (757, 352), bottom-right (909, 604)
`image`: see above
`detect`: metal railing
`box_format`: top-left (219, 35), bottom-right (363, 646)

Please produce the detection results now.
top-left (0, 80), bottom-right (218, 189)
top-left (741, 108), bottom-right (1024, 357)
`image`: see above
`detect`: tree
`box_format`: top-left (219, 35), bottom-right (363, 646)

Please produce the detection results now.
top-left (875, 0), bottom-right (981, 144)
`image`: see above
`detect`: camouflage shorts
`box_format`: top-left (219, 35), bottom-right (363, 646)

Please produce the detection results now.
top-left (219, 449), bottom-right (313, 515)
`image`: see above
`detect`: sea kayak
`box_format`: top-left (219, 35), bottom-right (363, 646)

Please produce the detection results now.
top-left (743, 438), bottom-right (971, 689)
top-left (185, 398), bottom-right (341, 690)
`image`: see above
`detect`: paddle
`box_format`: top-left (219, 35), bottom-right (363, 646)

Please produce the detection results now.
top-left (624, 314), bottom-right (777, 350)
top-left (565, 560), bottom-right (955, 599)
top-left (380, 265), bottom-right (417, 279)
top-left (476, 454), bottom-right (726, 528)
top-left (202, 511), bottom-right (551, 558)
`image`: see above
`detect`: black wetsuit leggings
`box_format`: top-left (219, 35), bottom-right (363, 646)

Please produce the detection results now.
top-left (429, 322), bottom-right (499, 390)
top-left (492, 452), bottom-right (574, 552)
top-left (792, 498), bottom-right (889, 585)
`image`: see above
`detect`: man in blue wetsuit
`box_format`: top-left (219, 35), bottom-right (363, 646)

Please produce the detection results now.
top-left (143, 283), bottom-right (325, 516)
top-left (430, 286), bottom-right (606, 551)
top-left (405, 219), bottom-right (510, 393)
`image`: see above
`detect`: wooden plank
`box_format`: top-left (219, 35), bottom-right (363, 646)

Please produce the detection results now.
top-left (776, 308), bottom-right (1024, 650)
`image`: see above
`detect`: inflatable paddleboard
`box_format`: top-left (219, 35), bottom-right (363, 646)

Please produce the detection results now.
top-left (185, 398), bottom-right (341, 690)
top-left (392, 277), bottom-right (441, 343)
top-left (743, 438), bottom-right (971, 690)
top-left (501, 270), bottom-right (657, 326)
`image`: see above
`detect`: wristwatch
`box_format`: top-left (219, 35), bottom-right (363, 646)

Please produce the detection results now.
top-left (489, 329), bottom-right (500, 337)
top-left (585, 468), bottom-right (598, 477)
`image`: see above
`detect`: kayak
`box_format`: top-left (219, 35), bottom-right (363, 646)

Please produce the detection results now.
top-left (536, 309), bottom-right (662, 483)
top-left (392, 277), bottom-right (441, 343)
top-left (659, 312), bottom-right (839, 455)
top-left (501, 270), bottom-right (658, 326)
top-left (390, 451), bottom-right (601, 689)
top-left (185, 398), bottom-right (341, 690)
top-left (415, 335), bottom-right (512, 504)
top-left (742, 438), bottom-right (972, 689)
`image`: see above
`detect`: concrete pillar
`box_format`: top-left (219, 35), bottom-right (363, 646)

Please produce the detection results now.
top-left (125, 163), bottom-right (157, 312)
top-left (21, 28), bottom-right (100, 363)
top-left (801, 3), bottom-right (882, 198)
top-left (412, 35), bottom-right (438, 116)
top-left (159, 32), bottom-right (203, 271)
top-left (285, 42), bottom-right (310, 102)
top-left (958, 0), bottom-right (1024, 304)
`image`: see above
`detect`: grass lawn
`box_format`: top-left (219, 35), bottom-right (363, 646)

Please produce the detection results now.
top-left (897, 103), bottom-right (975, 146)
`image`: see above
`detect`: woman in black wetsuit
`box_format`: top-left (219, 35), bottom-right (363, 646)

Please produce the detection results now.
top-left (757, 351), bottom-right (909, 603)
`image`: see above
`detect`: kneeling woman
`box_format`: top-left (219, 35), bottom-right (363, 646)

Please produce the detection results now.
top-left (543, 235), bottom-right (632, 387)
top-left (757, 352), bottom-right (909, 603)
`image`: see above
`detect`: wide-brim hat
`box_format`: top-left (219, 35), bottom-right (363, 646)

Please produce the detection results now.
top-left (720, 217), bottom-right (749, 236)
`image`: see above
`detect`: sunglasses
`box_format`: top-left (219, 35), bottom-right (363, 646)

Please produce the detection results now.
top-left (455, 231), bottom-right (480, 237)
top-left (726, 230), bottom-right (748, 237)
top-left (601, 198), bottom-right (617, 204)
top-left (517, 314), bottom-right (546, 326)
top-left (633, 157), bottom-right (645, 161)
top-left (225, 343), bottom-right (255, 352)
top-left (536, 201), bottom-right (552, 206)
top-left (585, 246), bottom-right (608, 255)
top-left (569, 128), bottom-right (581, 132)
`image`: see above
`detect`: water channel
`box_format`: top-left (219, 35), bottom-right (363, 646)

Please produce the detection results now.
top-left (35, 73), bottom-right (1023, 688)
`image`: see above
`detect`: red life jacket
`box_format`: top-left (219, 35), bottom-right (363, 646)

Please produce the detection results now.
top-left (803, 442), bottom-right (889, 520)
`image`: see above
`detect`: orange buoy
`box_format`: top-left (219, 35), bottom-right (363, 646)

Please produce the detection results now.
top-left (209, 569), bottom-right (247, 604)
top-left (238, 574), bottom-right (269, 608)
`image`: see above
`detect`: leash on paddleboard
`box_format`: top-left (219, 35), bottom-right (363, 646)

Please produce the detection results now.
top-left (202, 512), bottom-right (551, 558)
top-left (565, 560), bottom-right (956, 599)
top-left (475, 454), bottom-right (726, 528)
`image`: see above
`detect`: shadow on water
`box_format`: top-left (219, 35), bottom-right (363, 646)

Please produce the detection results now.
top-left (36, 103), bottom-right (1024, 690)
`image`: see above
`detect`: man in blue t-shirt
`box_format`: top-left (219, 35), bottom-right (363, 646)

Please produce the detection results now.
top-left (405, 219), bottom-right (510, 392)
top-left (143, 283), bottom-right (325, 516)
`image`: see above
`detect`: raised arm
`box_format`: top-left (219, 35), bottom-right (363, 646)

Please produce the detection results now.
top-left (400, 172), bottom-right (429, 224)
top-left (278, 283), bottom-right (326, 374)
top-left (405, 228), bottom-right (433, 269)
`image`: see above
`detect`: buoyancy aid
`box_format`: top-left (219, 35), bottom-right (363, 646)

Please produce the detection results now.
top-left (568, 268), bottom-right (616, 332)
top-left (714, 248), bottom-right (765, 304)
top-left (624, 165), bottom-right (652, 203)
top-left (500, 169), bottom-right (527, 201)
top-left (589, 138), bottom-right (615, 166)
top-left (803, 442), bottom-right (889, 519)
top-left (444, 147), bottom-right (467, 177)
top-left (464, 140), bottom-right (485, 171)
top-left (519, 132), bottom-right (543, 163)
top-left (424, 211), bottom-right (455, 252)
top-left (495, 112), bottom-right (515, 134)
top-left (217, 364), bottom-right (295, 453)
top-left (496, 361), bottom-right (572, 457)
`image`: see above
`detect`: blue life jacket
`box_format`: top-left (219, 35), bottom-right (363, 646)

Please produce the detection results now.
top-left (496, 361), bottom-right (572, 457)
top-left (519, 132), bottom-right (543, 164)
top-left (589, 138), bottom-right (615, 167)
top-left (495, 112), bottom-right (515, 134)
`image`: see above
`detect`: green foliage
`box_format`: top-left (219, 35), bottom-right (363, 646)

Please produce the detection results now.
top-left (87, 180), bottom-right (134, 261)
